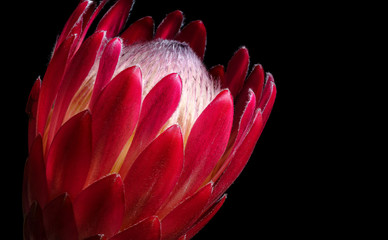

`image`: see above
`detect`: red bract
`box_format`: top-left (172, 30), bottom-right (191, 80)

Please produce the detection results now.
top-left (23, 0), bottom-right (276, 239)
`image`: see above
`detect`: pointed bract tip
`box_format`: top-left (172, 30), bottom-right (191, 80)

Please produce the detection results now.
top-left (125, 65), bottom-right (142, 78)
top-left (236, 46), bottom-right (249, 55)
top-left (253, 63), bottom-right (263, 70)
top-left (172, 9), bottom-right (184, 15)
top-left (218, 89), bottom-right (234, 102)
top-left (111, 37), bottom-right (123, 44)
top-left (266, 72), bottom-right (275, 83)
top-left (167, 73), bottom-right (183, 87)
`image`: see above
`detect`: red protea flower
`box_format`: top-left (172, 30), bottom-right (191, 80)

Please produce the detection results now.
top-left (23, 0), bottom-right (276, 239)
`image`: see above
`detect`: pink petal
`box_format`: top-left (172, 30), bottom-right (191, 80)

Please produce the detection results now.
top-left (161, 183), bottom-right (213, 240)
top-left (74, 174), bottom-right (125, 239)
top-left (185, 195), bottom-right (227, 239)
top-left (209, 64), bottom-right (225, 85)
top-left (241, 64), bottom-right (265, 104)
top-left (90, 37), bottom-right (122, 108)
top-left (24, 202), bottom-right (47, 240)
top-left (46, 111), bottom-right (92, 200)
top-left (258, 73), bottom-right (276, 124)
top-left (87, 66), bottom-right (142, 184)
top-left (234, 90), bottom-right (257, 144)
top-left (223, 47), bottom-right (250, 97)
top-left (211, 90), bottom-right (256, 183)
top-left (77, 0), bottom-right (111, 49)
top-left (23, 136), bottom-right (48, 214)
top-left (48, 31), bottom-right (106, 145)
top-left (119, 73), bottom-right (182, 179)
top-left (155, 10), bottom-right (184, 40)
top-left (175, 20), bottom-right (207, 60)
top-left (26, 78), bottom-right (41, 151)
top-left (36, 34), bottom-right (78, 135)
top-left (96, 0), bottom-right (134, 39)
top-left (71, 2), bottom-right (97, 54)
top-left (165, 90), bottom-right (233, 209)
top-left (123, 125), bottom-right (183, 228)
top-left (42, 194), bottom-right (78, 240)
top-left (66, 18), bottom-right (83, 53)
top-left (55, 0), bottom-right (94, 52)
top-left (211, 110), bottom-right (264, 204)
top-left (110, 216), bottom-right (161, 240)
top-left (120, 16), bottom-right (154, 45)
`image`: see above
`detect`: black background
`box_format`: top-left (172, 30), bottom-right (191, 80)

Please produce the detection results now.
top-left (3, 0), bottom-right (365, 239)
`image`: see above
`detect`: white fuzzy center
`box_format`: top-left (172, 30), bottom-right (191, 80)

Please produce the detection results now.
top-left (115, 39), bottom-right (221, 138)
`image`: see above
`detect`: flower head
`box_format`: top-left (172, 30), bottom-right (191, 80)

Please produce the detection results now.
top-left (23, 0), bottom-right (276, 239)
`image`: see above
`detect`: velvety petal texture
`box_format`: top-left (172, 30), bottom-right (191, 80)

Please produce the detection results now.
top-left (175, 20), bottom-right (207, 59)
top-left (123, 125), bottom-right (184, 227)
top-left (161, 183), bottom-right (213, 240)
top-left (120, 16), bottom-right (154, 45)
top-left (155, 10), bottom-right (184, 40)
top-left (74, 174), bottom-right (125, 239)
top-left (96, 0), bottom-right (134, 38)
top-left (23, 0), bottom-right (276, 239)
top-left (47, 31), bottom-right (106, 145)
top-left (87, 66), bottom-right (142, 184)
top-left (90, 37), bottom-right (122, 108)
top-left (46, 111), bottom-right (92, 199)
top-left (119, 73), bottom-right (182, 178)
top-left (42, 194), bottom-right (78, 240)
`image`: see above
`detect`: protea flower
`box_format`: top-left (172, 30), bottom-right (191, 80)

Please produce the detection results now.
top-left (23, 0), bottom-right (276, 239)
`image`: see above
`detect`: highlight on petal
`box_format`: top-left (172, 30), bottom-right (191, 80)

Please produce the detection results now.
top-left (96, 0), bottom-right (134, 38)
top-left (231, 89), bottom-right (257, 146)
top-left (178, 235), bottom-right (187, 240)
top-left (48, 31), bottom-right (106, 145)
top-left (36, 34), bottom-right (78, 136)
top-left (258, 73), bottom-right (277, 124)
top-left (90, 37), bottom-right (122, 108)
top-left (55, 0), bottom-right (94, 52)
